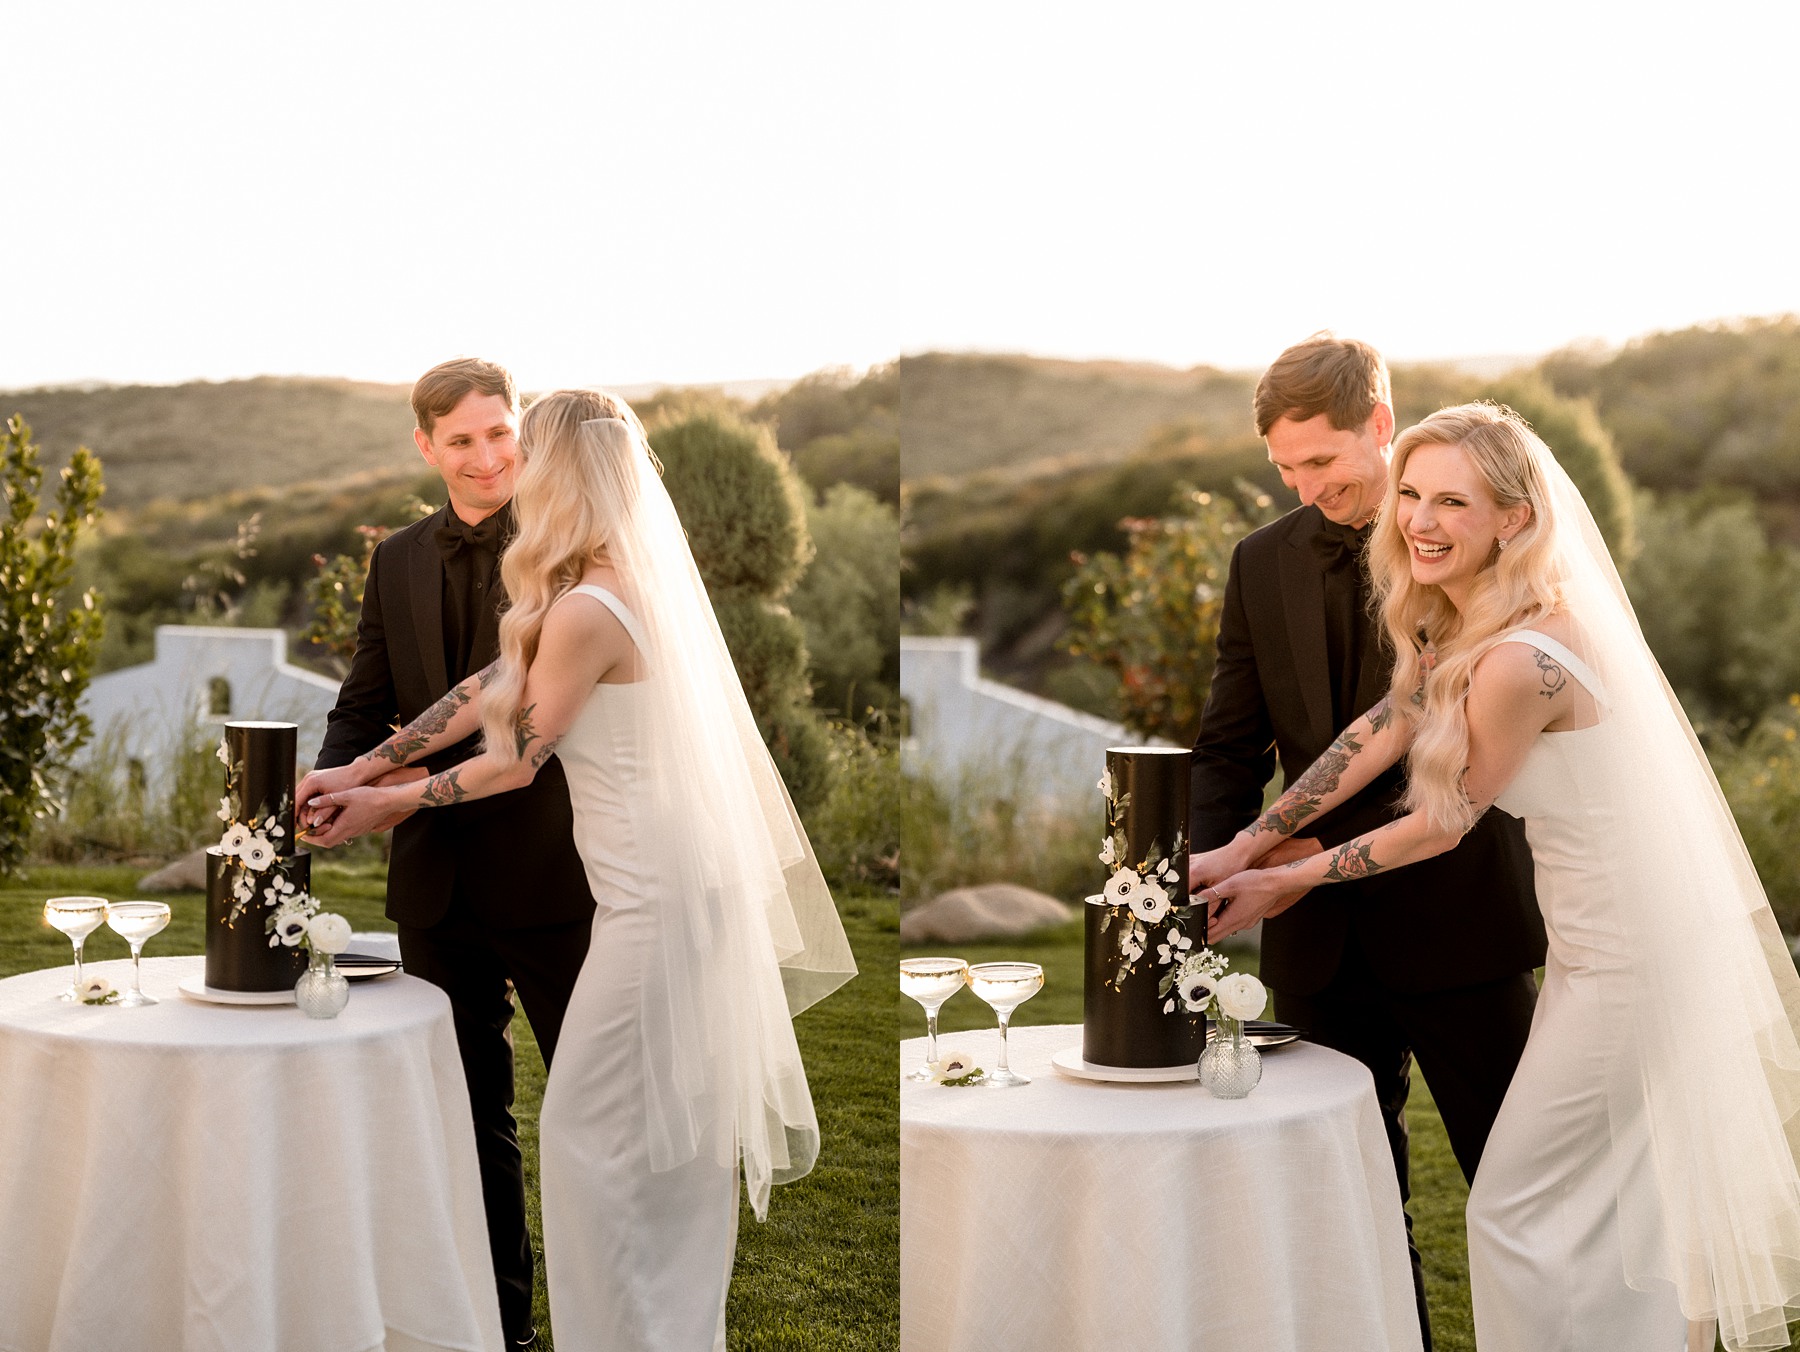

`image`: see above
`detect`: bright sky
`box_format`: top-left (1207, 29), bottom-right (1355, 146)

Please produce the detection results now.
top-left (7, 2), bottom-right (1799, 389)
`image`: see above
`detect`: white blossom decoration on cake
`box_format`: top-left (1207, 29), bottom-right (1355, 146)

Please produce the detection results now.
top-left (1086, 765), bottom-right (1196, 988)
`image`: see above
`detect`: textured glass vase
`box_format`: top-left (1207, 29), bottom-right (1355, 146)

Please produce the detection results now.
top-left (1199, 1015), bottom-right (1262, 1098)
top-left (295, 950), bottom-right (349, 1019)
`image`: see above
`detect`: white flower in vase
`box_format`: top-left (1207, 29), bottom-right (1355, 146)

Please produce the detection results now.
top-left (242, 837), bottom-right (276, 872)
top-left (1127, 879), bottom-right (1172, 925)
top-left (1216, 972), bottom-right (1268, 1022)
top-left (1177, 964), bottom-right (1221, 1013)
top-left (220, 822), bottom-right (251, 856)
top-left (306, 913), bottom-right (352, 955)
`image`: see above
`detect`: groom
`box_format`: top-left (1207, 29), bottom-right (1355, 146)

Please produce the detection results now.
top-left (1187, 335), bottom-right (1544, 1348)
top-left (312, 357), bottom-right (594, 1348)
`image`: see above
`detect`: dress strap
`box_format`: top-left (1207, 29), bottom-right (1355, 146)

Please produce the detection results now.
top-left (1494, 628), bottom-right (1609, 707)
top-left (564, 584), bottom-right (651, 660)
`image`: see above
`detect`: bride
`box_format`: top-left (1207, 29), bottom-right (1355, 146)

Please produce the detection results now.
top-left (1192, 403), bottom-right (1800, 1351)
top-left (298, 389), bottom-right (856, 1349)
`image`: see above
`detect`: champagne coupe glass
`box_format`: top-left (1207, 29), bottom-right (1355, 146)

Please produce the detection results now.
top-left (967, 961), bottom-right (1045, 1088)
top-left (900, 958), bottom-right (969, 1080)
top-left (105, 902), bottom-right (171, 1007)
top-left (44, 897), bottom-right (109, 1001)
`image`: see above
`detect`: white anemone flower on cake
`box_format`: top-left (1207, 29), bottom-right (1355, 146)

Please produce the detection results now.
top-left (220, 822), bottom-right (251, 856)
top-left (1102, 866), bottom-right (1139, 908)
top-left (241, 837), bottom-right (276, 872)
top-left (1097, 769), bottom-right (1112, 799)
top-left (1126, 879), bottom-right (1172, 925)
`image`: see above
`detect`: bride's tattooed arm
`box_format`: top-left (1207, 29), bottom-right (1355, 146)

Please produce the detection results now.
top-left (1245, 697), bottom-right (1406, 843)
top-left (361, 663), bottom-right (499, 768)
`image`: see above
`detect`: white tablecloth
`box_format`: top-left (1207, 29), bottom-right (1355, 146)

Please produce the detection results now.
top-left (900, 1023), bottom-right (1422, 1352)
top-left (0, 955), bottom-right (503, 1352)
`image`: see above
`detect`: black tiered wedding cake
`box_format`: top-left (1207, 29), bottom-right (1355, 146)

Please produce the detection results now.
top-left (1083, 746), bottom-right (1209, 1070)
top-left (204, 721), bottom-right (311, 992)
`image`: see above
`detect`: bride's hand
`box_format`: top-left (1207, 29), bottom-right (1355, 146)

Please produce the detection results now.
top-left (1200, 866), bottom-right (1305, 941)
top-left (295, 762), bottom-right (379, 833)
top-left (301, 785), bottom-right (394, 848)
top-left (1187, 834), bottom-right (1264, 894)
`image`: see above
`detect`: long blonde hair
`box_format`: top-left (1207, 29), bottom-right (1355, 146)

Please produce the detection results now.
top-left (480, 388), bottom-right (650, 763)
top-left (1369, 402), bottom-right (1567, 831)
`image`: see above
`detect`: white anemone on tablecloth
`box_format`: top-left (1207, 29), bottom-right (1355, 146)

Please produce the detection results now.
top-left (0, 955), bottom-right (502, 1352)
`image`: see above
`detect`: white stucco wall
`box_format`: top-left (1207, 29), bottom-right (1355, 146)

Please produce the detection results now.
top-left (900, 636), bottom-right (1175, 803)
top-left (82, 626), bottom-right (340, 785)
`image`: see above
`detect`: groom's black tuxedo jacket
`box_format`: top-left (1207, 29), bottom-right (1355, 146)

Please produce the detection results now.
top-left (1190, 503), bottom-right (1545, 997)
top-left (315, 503), bottom-right (594, 931)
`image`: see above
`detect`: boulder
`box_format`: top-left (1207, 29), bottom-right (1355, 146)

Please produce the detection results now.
top-left (136, 847), bottom-right (209, 893)
top-left (901, 884), bottom-right (1074, 946)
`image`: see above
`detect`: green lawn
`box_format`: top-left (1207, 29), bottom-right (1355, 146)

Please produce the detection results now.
top-left (3, 863), bottom-right (898, 1351)
top-left (904, 918), bottom-right (1774, 1352)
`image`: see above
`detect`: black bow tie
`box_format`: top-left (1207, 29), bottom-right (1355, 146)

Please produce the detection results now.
top-left (1311, 518), bottom-right (1371, 571)
top-left (434, 514), bottom-right (502, 562)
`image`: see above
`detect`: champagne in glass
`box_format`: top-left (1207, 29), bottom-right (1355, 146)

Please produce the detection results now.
top-left (44, 896), bottom-right (109, 1002)
top-left (105, 902), bottom-right (171, 1007)
top-left (900, 957), bottom-right (969, 1081)
top-left (968, 961), bottom-right (1045, 1088)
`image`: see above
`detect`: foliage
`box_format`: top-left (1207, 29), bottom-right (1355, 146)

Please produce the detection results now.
top-left (653, 411), bottom-right (834, 813)
top-left (788, 485), bottom-right (900, 721)
top-left (1060, 483), bottom-right (1281, 745)
top-left (0, 416), bottom-right (105, 877)
top-left (1485, 374), bottom-right (1636, 567)
top-left (806, 723), bottom-right (898, 893)
top-left (304, 524), bottom-right (395, 677)
top-left (900, 750), bottom-right (1100, 909)
top-left (1539, 316), bottom-right (1800, 501)
top-left (1625, 489), bottom-right (1800, 739)
top-left (1713, 695), bottom-right (1800, 934)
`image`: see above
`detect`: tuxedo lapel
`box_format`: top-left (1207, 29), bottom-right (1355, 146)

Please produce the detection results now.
top-left (1277, 509), bottom-right (1337, 747)
top-left (411, 507), bottom-right (451, 695)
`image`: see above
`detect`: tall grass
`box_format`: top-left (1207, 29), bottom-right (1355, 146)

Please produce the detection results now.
top-left (900, 747), bottom-right (1100, 909)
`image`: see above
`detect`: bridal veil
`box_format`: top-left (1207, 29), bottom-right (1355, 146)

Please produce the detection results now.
top-left (569, 412), bottom-right (856, 1220)
top-left (1528, 445), bottom-right (1800, 1349)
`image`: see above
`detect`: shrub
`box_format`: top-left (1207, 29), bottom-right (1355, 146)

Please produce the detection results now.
top-left (0, 416), bottom-right (105, 877)
top-left (807, 723), bottom-right (898, 893)
top-left (1712, 695), bottom-right (1800, 934)
top-left (789, 485), bottom-right (900, 722)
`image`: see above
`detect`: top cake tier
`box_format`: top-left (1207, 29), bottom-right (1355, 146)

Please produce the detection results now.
top-left (220, 721), bottom-right (301, 858)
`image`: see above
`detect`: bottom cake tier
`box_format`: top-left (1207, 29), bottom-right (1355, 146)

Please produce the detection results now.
top-left (1082, 900), bottom-right (1209, 1070)
top-left (204, 847), bottom-right (312, 991)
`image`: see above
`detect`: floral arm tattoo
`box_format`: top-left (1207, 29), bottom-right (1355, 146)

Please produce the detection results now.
top-left (417, 767), bottom-right (468, 807)
top-left (363, 663), bottom-right (498, 767)
top-left (1247, 698), bottom-right (1392, 840)
top-left (1322, 840), bottom-right (1386, 882)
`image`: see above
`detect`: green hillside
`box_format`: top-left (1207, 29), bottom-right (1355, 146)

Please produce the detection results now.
top-left (899, 352), bottom-right (1259, 479)
top-left (4, 378), bottom-right (419, 509)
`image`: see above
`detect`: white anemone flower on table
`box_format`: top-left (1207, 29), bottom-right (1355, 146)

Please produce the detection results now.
top-left (78, 976), bottom-right (115, 1005)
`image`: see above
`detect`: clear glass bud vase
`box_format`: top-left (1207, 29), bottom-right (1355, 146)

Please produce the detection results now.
top-left (1199, 1014), bottom-right (1262, 1098)
top-left (295, 950), bottom-right (350, 1019)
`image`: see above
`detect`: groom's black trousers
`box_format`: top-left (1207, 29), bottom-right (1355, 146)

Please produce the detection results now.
top-left (399, 903), bottom-right (593, 1342)
top-left (1275, 931), bottom-right (1539, 1352)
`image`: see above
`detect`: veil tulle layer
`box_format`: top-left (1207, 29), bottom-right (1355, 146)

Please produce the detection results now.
top-left (1501, 449), bottom-right (1800, 1349)
top-left (565, 415), bottom-right (856, 1220)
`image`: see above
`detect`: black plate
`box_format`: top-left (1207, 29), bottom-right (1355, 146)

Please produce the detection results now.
top-left (333, 952), bottom-right (402, 982)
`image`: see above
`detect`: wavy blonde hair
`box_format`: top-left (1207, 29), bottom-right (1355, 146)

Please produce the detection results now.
top-left (479, 388), bottom-right (651, 763)
top-left (1369, 402), bottom-right (1568, 831)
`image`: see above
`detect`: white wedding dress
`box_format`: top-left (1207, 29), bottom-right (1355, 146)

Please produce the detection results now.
top-left (1472, 629), bottom-right (1690, 1349)
top-left (537, 585), bottom-right (738, 1352)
